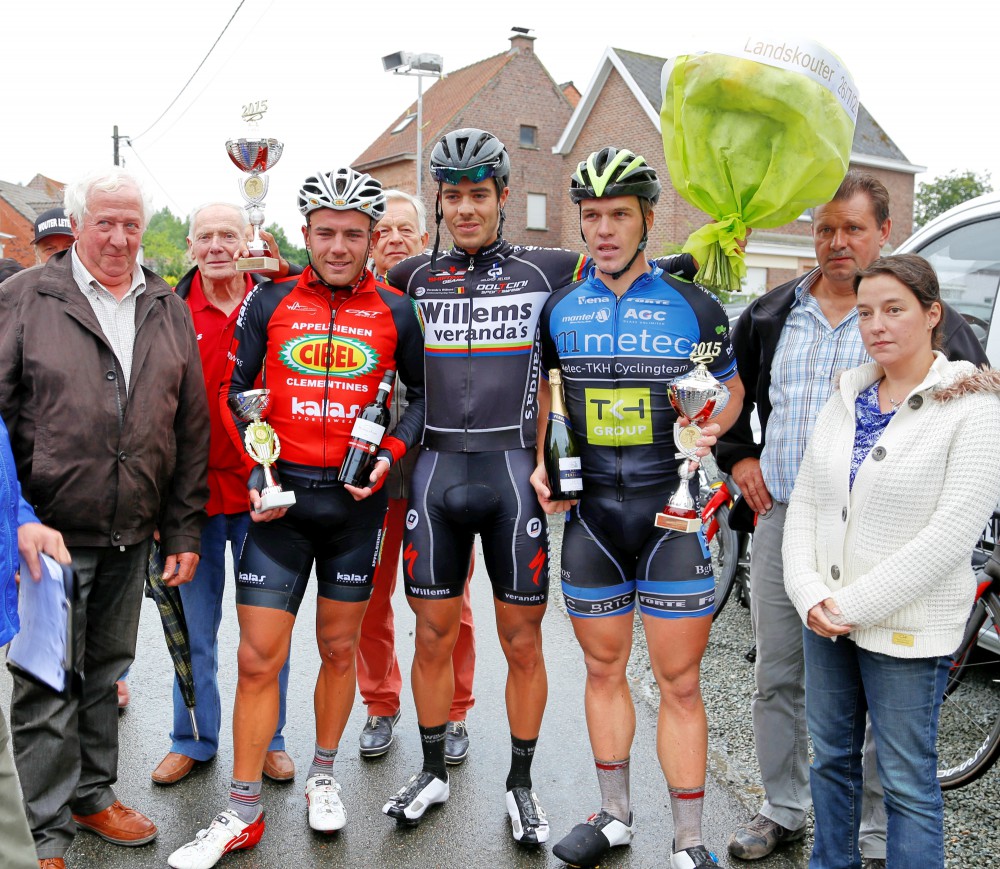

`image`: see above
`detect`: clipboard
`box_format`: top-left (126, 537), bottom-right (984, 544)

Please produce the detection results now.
top-left (7, 555), bottom-right (80, 694)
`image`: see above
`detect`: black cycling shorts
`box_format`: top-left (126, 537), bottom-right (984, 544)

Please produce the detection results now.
top-left (402, 448), bottom-right (548, 606)
top-left (235, 477), bottom-right (388, 614)
top-left (559, 488), bottom-right (715, 621)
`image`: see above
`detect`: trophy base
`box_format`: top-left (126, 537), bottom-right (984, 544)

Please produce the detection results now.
top-left (258, 489), bottom-right (297, 512)
top-left (237, 255), bottom-right (280, 274)
top-left (654, 510), bottom-right (701, 533)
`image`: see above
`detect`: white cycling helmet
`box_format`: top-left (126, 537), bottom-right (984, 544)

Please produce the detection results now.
top-left (297, 168), bottom-right (386, 222)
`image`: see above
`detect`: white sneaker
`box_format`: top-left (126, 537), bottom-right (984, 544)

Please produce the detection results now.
top-left (306, 774), bottom-right (346, 832)
top-left (506, 787), bottom-right (550, 844)
top-left (167, 809), bottom-right (264, 869)
top-left (383, 770), bottom-right (449, 823)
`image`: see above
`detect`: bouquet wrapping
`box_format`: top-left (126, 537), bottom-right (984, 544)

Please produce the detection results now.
top-left (661, 38), bottom-right (859, 291)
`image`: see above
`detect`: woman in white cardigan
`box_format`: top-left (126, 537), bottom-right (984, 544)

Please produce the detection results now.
top-left (782, 254), bottom-right (1000, 869)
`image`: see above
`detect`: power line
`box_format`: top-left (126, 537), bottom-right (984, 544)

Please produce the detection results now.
top-left (124, 141), bottom-right (183, 215)
top-left (132, 0), bottom-right (247, 142)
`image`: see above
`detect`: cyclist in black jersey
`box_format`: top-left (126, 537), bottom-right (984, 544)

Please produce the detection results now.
top-left (383, 129), bottom-right (700, 843)
top-left (530, 149), bottom-right (745, 869)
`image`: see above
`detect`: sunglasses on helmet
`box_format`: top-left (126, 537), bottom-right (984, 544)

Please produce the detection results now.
top-left (431, 162), bottom-right (501, 185)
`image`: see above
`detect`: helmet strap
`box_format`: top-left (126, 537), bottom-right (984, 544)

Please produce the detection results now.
top-left (430, 184), bottom-right (445, 273)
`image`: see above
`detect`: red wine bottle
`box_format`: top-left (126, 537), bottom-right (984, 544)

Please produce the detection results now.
top-left (338, 370), bottom-right (395, 487)
top-left (544, 367), bottom-right (583, 499)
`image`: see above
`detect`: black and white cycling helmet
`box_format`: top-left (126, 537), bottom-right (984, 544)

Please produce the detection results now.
top-left (569, 148), bottom-right (661, 206)
top-left (297, 168), bottom-right (386, 222)
top-left (429, 128), bottom-right (510, 190)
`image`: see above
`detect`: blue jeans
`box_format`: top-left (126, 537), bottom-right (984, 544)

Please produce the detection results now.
top-left (171, 513), bottom-right (290, 760)
top-left (803, 629), bottom-right (949, 869)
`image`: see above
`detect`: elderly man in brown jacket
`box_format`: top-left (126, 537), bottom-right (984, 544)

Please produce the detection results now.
top-left (0, 167), bottom-right (209, 869)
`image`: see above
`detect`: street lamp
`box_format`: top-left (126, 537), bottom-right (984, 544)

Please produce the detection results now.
top-left (381, 51), bottom-right (444, 201)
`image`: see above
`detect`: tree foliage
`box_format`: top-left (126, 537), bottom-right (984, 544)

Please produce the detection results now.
top-left (265, 223), bottom-right (309, 267)
top-left (142, 206), bottom-right (189, 281)
top-left (914, 170), bottom-right (992, 229)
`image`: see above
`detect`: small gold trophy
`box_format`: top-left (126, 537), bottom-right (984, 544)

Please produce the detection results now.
top-left (655, 347), bottom-right (730, 533)
top-left (226, 100), bottom-right (283, 273)
top-left (227, 389), bottom-right (296, 512)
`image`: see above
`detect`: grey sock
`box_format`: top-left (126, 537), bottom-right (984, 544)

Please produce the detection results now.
top-left (668, 784), bottom-right (705, 851)
top-left (227, 778), bottom-right (262, 823)
top-left (308, 744), bottom-right (338, 779)
top-left (595, 756), bottom-right (631, 822)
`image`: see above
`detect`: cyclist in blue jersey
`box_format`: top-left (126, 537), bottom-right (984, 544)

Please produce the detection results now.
top-left (530, 148), bottom-right (745, 869)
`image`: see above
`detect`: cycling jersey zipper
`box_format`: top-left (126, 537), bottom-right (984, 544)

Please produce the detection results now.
top-left (322, 293), bottom-right (338, 481)
top-left (464, 254), bottom-right (475, 452)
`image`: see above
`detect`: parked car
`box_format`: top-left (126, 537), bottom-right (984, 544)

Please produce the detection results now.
top-left (895, 191), bottom-right (1000, 364)
top-left (897, 191), bottom-right (1000, 654)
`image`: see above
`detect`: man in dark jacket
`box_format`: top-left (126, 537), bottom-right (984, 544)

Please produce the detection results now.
top-left (717, 171), bottom-right (986, 867)
top-left (0, 167), bottom-right (210, 868)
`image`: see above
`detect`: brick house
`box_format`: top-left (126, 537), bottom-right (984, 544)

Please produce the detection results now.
top-left (0, 175), bottom-right (64, 266)
top-left (355, 36), bottom-right (921, 293)
top-left (354, 32), bottom-right (576, 250)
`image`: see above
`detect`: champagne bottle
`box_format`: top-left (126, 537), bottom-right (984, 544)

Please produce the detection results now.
top-left (338, 369), bottom-right (396, 487)
top-left (544, 367), bottom-right (583, 499)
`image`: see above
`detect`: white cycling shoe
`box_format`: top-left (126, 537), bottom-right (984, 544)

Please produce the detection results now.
top-left (167, 809), bottom-right (264, 869)
top-left (506, 786), bottom-right (550, 844)
top-left (383, 771), bottom-right (449, 824)
top-left (306, 774), bottom-right (346, 832)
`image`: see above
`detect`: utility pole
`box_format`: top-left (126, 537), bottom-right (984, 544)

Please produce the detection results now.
top-left (112, 126), bottom-right (130, 166)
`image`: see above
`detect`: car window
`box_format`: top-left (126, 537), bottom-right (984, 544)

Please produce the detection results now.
top-left (914, 216), bottom-right (1000, 349)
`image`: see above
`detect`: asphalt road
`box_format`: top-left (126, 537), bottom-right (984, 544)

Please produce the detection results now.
top-left (2, 536), bottom-right (752, 869)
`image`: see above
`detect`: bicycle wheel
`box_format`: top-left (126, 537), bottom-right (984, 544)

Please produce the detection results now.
top-left (709, 503), bottom-right (739, 620)
top-left (936, 591), bottom-right (1000, 789)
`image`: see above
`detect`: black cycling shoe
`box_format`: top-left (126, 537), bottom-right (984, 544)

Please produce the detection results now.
top-left (552, 810), bottom-right (634, 867)
top-left (670, 843), bottom-right (719, 868)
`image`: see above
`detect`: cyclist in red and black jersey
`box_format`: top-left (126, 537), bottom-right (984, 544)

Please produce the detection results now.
top-left (169, 169), bottom-right (424, 869)
top-left (382, 128), bottom-right (698, 843)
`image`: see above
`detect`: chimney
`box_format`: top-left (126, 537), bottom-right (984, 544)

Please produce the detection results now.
top-left (509, 27), bottom-right (535, 55)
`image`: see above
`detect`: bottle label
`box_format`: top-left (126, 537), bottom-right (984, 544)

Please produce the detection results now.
top-left (558, 457), bottom-right (583, 492)
top-left (349, 419), bottom-right (386, 447)
top-left (548, 411), bottom-right (572, 429)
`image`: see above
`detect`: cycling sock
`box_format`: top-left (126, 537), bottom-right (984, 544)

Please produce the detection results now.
top-left (308, 744), bottom-right (338, 779)
top-left (227, 778), bottom-right (262, 824)
top-left (595, 756), bottom-right (631, 822)
top-left (420, 723), bottom-right (448, 780)
top-left (506, 734), bottom-right (537, 790)
top-left (668, 784), bottom-right (705, 851)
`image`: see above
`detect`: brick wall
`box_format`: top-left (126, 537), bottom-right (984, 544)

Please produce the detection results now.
top-left (368, 41), bottom-right (573, 251)
top-left (0, 199), bottom-right (36, 266)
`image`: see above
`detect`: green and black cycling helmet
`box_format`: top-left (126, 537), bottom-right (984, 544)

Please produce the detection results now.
top-left (570, 148), bottom-right (661, 280)
top-left (569, 147), bottom-right (661, 205)
top-left (428, 128), bottom-right (511, 270)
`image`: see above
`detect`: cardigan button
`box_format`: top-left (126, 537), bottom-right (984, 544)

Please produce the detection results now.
top-left (842, 507), bottom-right (847, 521)
top-left (831, 565), bottom-right (841, 580)
top-left (872, 446), bottom-right (886, 461)
top-left (908, 395), bottom-right (923, 409)
top-left (106, 370), bottom-right (116, 381)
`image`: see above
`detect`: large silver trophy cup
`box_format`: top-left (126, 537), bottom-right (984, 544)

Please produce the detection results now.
top-left (228, 389), bottom-right (296, 513)
top-left (655, 348), bottom-right (730, 533)
top-left (226, 101), bottom-right (283, 273)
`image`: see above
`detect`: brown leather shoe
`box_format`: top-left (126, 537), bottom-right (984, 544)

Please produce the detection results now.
top-left (151, 751), bottom-right (197, 785)
top-left (38, 860), bottom-right (66, 868)
top-left (72, 800), bottom-right (157, 846)
top-left (262, 749), bottom-right (295, 781)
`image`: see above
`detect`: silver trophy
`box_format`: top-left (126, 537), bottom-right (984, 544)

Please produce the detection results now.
top-left (226, 100), bottom-right (283, 273)
top-left (655, 348), bottom-right (730, 533)
top-left (227, 389), bottom-right (296, 512)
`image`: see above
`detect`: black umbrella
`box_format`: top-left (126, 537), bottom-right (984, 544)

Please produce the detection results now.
top-left (145, 541), bottom-right (199, 740)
